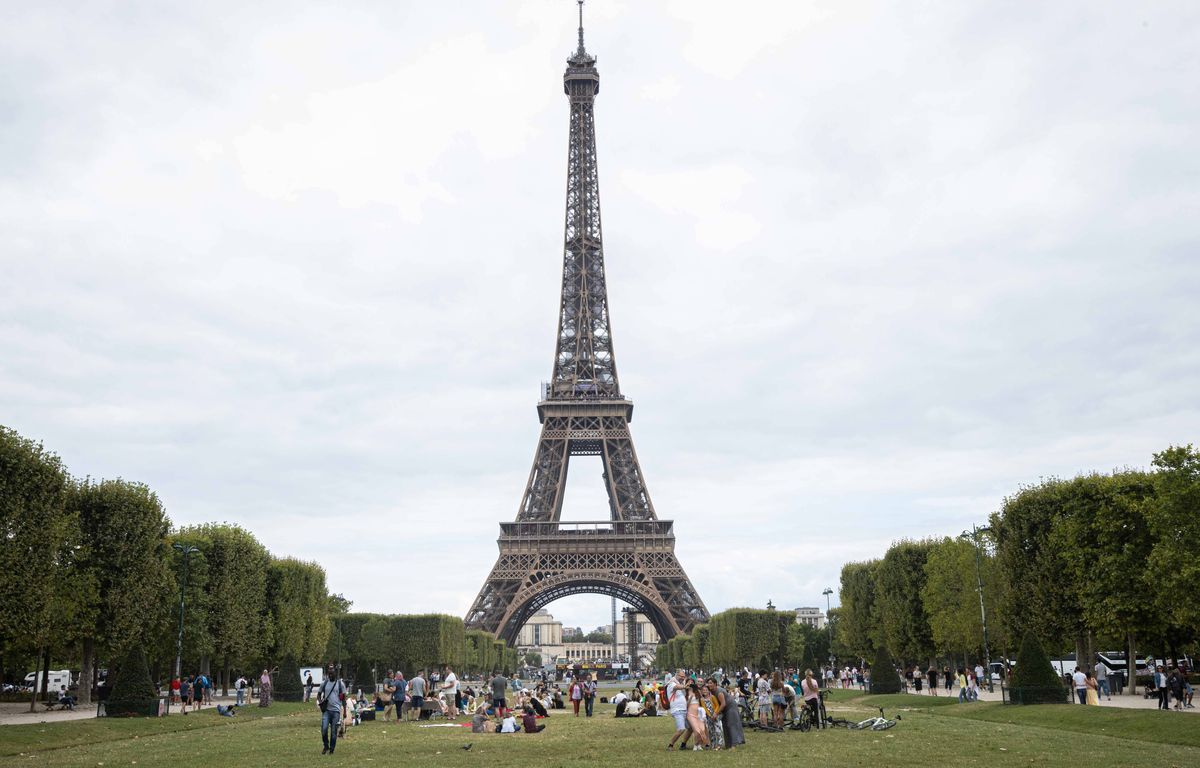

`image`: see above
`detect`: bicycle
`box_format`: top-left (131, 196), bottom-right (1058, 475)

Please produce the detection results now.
top-left (847, 706), bottom-right (901, 731)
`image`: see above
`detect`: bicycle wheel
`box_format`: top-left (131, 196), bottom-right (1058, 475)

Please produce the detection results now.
top-left (797, 711), bottom-right (812, 732)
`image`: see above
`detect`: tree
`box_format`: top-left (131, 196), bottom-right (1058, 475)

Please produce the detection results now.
top-left (1148, 446), bottom-right (1200, 631)
top-left (869, 645), bottom-right (902, 693)
top-left (582, 631), bottom-right (614, 645)
top-left (73, 479), bottom-right (173, 705)
top-left (185, 523), bottom-right (270, 692)
top-left (921, 535), bottom-right (1004, 665)
top-left (875, 540), bottom-right (936, 663)
top-left (0, 427), bottom-right (75, 711)
top-left (523, 652), bottom-right (542, 667)
top-left (1008, 631), bottom-right (1065, 704)
top-left (264, 558), bottom-right (330, 664)
top-left (991, 479), bottom-right (1084, 655)
top-left (837, 561), bottom-right (880, 660)
top-left (357, 617), bottom-right (390, 680)
top-left (1052, 472), bottom-right (1159, 694)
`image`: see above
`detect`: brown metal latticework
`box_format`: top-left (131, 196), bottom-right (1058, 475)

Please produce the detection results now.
top-left (465, 6), bottom-right (709, 645)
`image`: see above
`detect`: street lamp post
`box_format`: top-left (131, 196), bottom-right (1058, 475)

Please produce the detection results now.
top-left (173, 544), bottom-right (200, 686)
top-left (822, 587), bottom-right (834, 683)
top-left (962, 525), bottom-right (993, 693)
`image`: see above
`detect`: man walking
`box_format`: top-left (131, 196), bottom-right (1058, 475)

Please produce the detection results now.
top-left (235, 674), bottom-right (246, 706)
top-left (1072, 667), bottom-right (1087, 704)
top-left (317, 663), bottom-right (347, 755)
top-left (490, 669), bottom-right (509, 720)
top-left (1094, 665), bottom-right (1110, 700)
top-left (666, 669), bottom-right (690, 750)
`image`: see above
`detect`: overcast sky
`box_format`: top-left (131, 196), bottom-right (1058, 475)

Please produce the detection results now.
top-left (3, 1), bottom-right (1198, 632)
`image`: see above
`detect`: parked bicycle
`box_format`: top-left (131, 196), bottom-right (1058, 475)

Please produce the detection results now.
top-left (847, 706), bottom-right (901, 731)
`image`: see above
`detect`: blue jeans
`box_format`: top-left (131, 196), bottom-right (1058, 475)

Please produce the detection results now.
top-left (1097, 680), bottom-right (1109, 698)
top-left (236, 689), bottom-right (244, 706)
top-left (322, 709), bottom-right (340, 751)
top-left (1076, 688), bottom-right (1087, 704)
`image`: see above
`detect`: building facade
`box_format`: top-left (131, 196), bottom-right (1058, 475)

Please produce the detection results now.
top-left (794, 606), bottom-right (827, 629)
top-left (515, 609), bottom-right (660, 667)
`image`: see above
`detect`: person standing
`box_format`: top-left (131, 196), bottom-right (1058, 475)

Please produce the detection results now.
top-left (956, 669), bottom-right (968, 703)
top-left (235, 674), bottom-right (247, 706)
top-left (769, 670), bottom-right (785, 728)
top-left (259, 668), bottom-right (272, 708)
top-left (927, 665), bottom-right (938, 696)
top-left (304, 671), bottom-right (315, 703)
top-left (711, 678), bottom-right (744, 747)
top-left (1072, 667), bottom-right (1087, 704)
top-left (684, 682), bottom-right (710, 750)
top-left (179, 677), bottom-right (192, 715)
top-left (583, 674), bottom-right (598, 717)
top-left (568, 676), bottom-right (583, 716)
top-left (666, 669), bottom-right (690, 750)
top-left (408, 670), bottom-right (426, 722)
top-left (913, 666), bottom-right (923, 695)
top-left (439, 666), bottom-right (459, 719)
top-left (391, 671), bottom-right (407, 721)
top-left (317, 663), bottom-right (347, 755)
top-left (1170, 668), bottom-right (1185, 710)
top-left (490, 670), bottom-right (509, 719)
top-left (1086, 673), bottom-right (1100, 705)
top-left (974, 663), bottom-right (986, 694)
top-left (801, 669), bottom-right (822, 729)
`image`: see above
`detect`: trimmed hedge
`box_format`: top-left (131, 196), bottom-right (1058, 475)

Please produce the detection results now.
top-left (1008, 631), bottom-right (1066, 705)
top-left (708, 608), bottom-right (782, 669)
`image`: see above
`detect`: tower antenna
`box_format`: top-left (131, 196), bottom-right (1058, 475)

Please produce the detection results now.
top-left (577, 0), bottom-right (585, 54)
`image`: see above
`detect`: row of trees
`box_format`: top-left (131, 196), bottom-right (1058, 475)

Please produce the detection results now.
top-left (0, 425), bottom-right (333, 709)
top-left (654, 607), bottom-right (833, 673)
top-left (835, 445), bottom-right (1200, 691)
top-left (327, 612), bottom-right (518, 682)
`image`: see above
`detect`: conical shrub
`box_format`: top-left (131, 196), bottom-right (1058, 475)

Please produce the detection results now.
top-left (273, 657), bottom-right (304, 702)
top-left (1009, 631), bottom-right (1065, 704)
top-left (869, 646), bottom-right (902, 694)
top-left (107, 648), bottom-right (159, 717)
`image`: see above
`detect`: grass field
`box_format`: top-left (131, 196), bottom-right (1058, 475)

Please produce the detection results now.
top-left (2, 690), bottom-right (1197, 768)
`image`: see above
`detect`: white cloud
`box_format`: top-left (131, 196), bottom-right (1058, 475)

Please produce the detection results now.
top-left (2, 1), bottom-right (1198, 632)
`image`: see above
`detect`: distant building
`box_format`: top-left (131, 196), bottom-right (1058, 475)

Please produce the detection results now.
top-left (794, 606), bottom-right (827, 629)
top-left (515, 609), bottom-right (660, 668)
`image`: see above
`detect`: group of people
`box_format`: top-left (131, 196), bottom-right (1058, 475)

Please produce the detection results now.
top-left (901, 663), bottom-right (986, 701)
top-left (1142, 665), bottom-right (1193, 710)
top-left (168, 672), bottom-right (213, 712)
top-left (662, 669), bottom-right (748, 751)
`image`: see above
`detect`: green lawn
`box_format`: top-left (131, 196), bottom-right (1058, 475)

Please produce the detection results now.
top-left (2, 693), bottom-right (1197, 768)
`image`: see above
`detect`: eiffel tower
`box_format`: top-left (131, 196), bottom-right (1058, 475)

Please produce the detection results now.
top-left (465, 4), bottom-right (709, 645)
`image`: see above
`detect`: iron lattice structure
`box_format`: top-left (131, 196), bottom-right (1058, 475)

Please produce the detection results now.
top-left (465, 9), bottom-right (709, 646)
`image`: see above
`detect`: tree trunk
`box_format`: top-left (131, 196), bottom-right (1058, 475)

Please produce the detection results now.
top-left (222, 657), bottom-right (230, 696)
top-left (29, 646), bottom-right (45, 712)
top-left (1126, 630), bottom-right (1137, 695)
top-left (1085, 631), bottom-right (1095, 673)
top-left (78, 637), bottom-right (95, 706)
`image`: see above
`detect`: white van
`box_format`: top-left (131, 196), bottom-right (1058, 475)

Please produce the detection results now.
top-left (24, 670), bottom-right (73, 690)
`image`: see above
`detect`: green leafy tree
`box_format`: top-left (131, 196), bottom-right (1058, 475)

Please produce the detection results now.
top-left (921, 535), bottom-right (1004, 664)
top-left (524, 652), bottom-right (542, 667)
top-left (184, 524), bottom-right (270, 692)
top-left (1008, 631), bottom-right (1065, 704)
top-left (264, 558), bottom-right (330, 664)
top-left (1148, 446), bottom-right (1200, 631)
top-left (0, 427), bottom-right (75, 711)
top-left (273, 656), bottom-right (303, 702)
top-left (707, 609), bottom-right (781, 669)
top-left (357, 617), bottom-right (391, 680)
top-left (869, 645), bottom-right (902, 693)
top-left (1052, 472), bottom-right (1159, 694)
top-left (875, 540), bottom-right (936, 664)
top-left (837, 561), bottom-right (880, 660)
top-left (73, 479), bottom-right (173, 705)
top-left (991, 480), bottom-right (1084, 655)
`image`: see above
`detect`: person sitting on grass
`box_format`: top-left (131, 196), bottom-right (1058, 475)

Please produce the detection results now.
top-left (499, 712), bottom-right (520, 733)
top-left (471, 703), bottom-right (493, 733)
top-left (216, 704), bottom-right (236, 717)
top-left (522, 705), bottom-right (545, 733)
